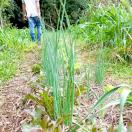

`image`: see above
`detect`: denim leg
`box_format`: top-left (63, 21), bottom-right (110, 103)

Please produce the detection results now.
top-left (35, 17), bottom-right (41, 42)
top-left (28, 17), bottom-right (36, 42)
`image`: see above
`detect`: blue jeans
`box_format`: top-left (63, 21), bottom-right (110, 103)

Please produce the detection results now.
top-left (28, 16), bottom-right (41, 42)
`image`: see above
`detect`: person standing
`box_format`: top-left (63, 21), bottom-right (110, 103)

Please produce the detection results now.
top-left (22, 0), bottom-right (41, 45)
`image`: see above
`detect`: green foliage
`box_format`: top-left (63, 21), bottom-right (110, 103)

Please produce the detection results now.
top-left (0, 0), bottom-right (10, 8)
top-left (25, 91), bottom-right (54, 119)
top-left (41, 1), bottom-right (75, 125)
top-left (72, 3), bottom-right (132, 62)
top-left (42, 29), bottom-right (75, 125)
top-left (23, 84), bottom-right (68, 131)
top-left (92, 85), bottom-right (130, 110)
top-left (40, 0), bottom-right (88, 28)
top-left (40, 92), bottom-right (54, 119)
top-left (71, 84), bottom-right (132, 131)
top-left (0, 27), bottom-right (30, 45)
top-left (118, 88), bottom-right (131, 132)
top-left (0, 27), bottom-right (31, 84)
top-left (74, 4), bottom-right (132, 46)
top-left (0, 0), bottom-right (12, 27)
top-left (103, 84), bottom-right (114, 93)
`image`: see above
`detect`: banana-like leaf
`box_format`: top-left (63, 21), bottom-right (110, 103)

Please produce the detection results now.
top-left (118, 88), bottom-right (131, 132)
top-left (93, 84), bottom-right (129, 110)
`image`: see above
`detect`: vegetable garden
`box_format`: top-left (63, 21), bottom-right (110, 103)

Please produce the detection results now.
top-left (0, 0), bottom-right (132, 132)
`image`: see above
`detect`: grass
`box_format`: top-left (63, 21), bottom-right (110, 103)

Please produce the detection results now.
top-left (106, 63), bottom-right (132, 85)
top-left (0, 50), bottom-right (18, 82)
top-left (0, 27), bottom-right (34, 84)
top-left (108, 63), bottom-right (132, 76)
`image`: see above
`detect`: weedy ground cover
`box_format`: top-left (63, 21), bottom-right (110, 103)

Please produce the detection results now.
top-left (0, 27), bottom-right (34, 84)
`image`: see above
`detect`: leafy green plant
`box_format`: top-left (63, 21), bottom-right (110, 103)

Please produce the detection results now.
top-left (23, 81), bottom-right (71, 131)
top-left (25, 91), bottom-right (54, 119)
top-left (75, 3), bottom-right (132, 46)
top-left (32, 64), bottom-right (41, 74)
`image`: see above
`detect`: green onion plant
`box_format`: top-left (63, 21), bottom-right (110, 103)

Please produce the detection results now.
top-left (42, 0), bottom-right (75, 125)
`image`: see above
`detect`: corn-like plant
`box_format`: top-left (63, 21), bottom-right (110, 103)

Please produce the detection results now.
top-left (72, 2), bottom-right (132, 64)
top-left (72, 2), bottom-right (132, 60)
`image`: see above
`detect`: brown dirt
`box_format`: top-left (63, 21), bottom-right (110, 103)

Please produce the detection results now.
top-left (0, 50), bottom-right (39, 132)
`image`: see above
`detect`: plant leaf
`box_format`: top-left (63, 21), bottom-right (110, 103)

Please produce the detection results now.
top-left (93, 85), bottom-right (127, 110)
top-left (118, 88), bottom-right (131, 132)
top-left (97, 100), bottom-right (120, 112)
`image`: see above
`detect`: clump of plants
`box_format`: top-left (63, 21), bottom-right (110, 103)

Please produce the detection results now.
top-left (32, 64), bottom-right (41, 74)
top-left (43, 30), bottom-right (75, 125)
top-left (72, 1), bottom-right (132, 63)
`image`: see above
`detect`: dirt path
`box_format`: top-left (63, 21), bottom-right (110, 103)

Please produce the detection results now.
top-left (0, 50), bottom-right (39, 132)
